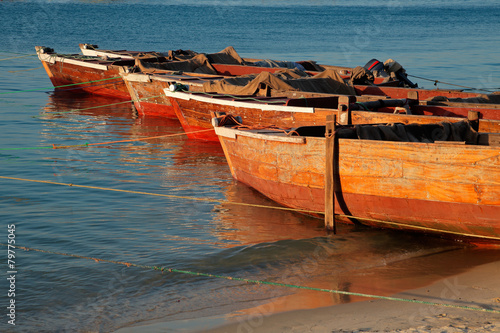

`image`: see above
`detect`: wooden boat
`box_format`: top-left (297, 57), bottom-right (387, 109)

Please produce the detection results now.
top-left (79, 43), bottom-right (169, 60)
top-left (84, 44), bottom-right (500, 103)
top-left (212, 115), bottom-right (500, 244)
top-left (121, 62), bottom-right (500, 125)
top-left (161, 88), bottom-right (500, 141)
top-left (122, 68), bottom-right (353, 117)
top-left (39, 45), bottom-right (283, 100)
top-left (40, 44), bottom-right (336, 101)
top-left (36, 46), bottom-right (141, 99)
top-left (79, 43), bottom-right (348, 76)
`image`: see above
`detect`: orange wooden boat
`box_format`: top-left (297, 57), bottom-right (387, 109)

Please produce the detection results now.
top-left (40, 43), bottom-right (500, 111)
top-left (83, 44), bottom-right (500, 104)
top-left (79, 43), bottom-right (348, 77)
top-left (161, 89), bottom-right (500, 141)
top-left (36, 46), bottom-right (141, 99)
top-left (39, 44), bottom-right (339, 103)
top-left (121, 63), bottom-right (499, 125)
top-left (122, 72), bottom-right (225, 118)
top-left (212, 116), bottom-right (500, 244)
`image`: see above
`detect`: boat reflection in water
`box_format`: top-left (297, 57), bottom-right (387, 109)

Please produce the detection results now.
top-left (204, 180), bottom-right (500, 319)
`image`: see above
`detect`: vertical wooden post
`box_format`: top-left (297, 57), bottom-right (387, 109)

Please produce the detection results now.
top-left (468, 110), bottom-right (480, 132)
top-left (407, 90), bottom-right (419, 101)
top-left (325, 114), bottom-right (336, 233)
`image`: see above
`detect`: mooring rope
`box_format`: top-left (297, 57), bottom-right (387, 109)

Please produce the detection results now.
top-left (0, 76), bottom-right (122, 95)
top-left (7, 66), bottom-right (44, 73)
top-left (0, 242), bottom-right (498, 314)
top-left (38, 94), bottom-right (165, 116)
top-left (0, 54), bottom-right (37, 61)
top-left (43, 79), bottom-right (125, 93)
top-left (0, 129), bottom-right (214, 151)
top-left (407, 74), bottom-right (497, 93)
top-left (39, 99), bottom-right (136, 116)
top-left (1, 175), bottom-right (499, 243)
top-left (0, 176), bottom-right (319, 214)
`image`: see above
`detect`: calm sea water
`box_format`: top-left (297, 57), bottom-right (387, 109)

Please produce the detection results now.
top-left (1, 1), bottom-right (499, 332)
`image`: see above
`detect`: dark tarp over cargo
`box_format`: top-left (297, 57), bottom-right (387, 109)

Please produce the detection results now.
top-left (203, 68), bottom-right (355, 95)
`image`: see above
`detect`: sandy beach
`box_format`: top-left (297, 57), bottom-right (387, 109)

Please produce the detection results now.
top-left (201, 259), bottom-right (500, 333)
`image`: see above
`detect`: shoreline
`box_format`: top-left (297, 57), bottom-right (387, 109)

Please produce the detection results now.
top-left (202, 259), bottom-right (500, 333)
top-left (114, 258), bottom-right (500, 333)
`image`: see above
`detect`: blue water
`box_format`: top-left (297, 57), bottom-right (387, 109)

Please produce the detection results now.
top-left (1, 1), bottom-right (500, 332)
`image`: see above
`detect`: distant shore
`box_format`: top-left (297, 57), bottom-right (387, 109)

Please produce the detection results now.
top-left (201, 259), bottom-right (500, 333)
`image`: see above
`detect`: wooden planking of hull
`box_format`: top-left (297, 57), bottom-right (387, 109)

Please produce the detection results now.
top-left (36, 46), bottom-right (132, 99)
top-left (163, 89), bottom-right (500, 141)
top-left (213, 120), bottom-right (500, 244)
top-left (354, 85), bottom-right (500, 102)
top-left (122, 73), bottom-right (177, 118)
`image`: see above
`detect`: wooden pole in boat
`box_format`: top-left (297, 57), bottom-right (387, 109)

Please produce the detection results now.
top-left (468, 110), bottom-right (480, 132)
top-left (325, 114), bottom-right (336, 233)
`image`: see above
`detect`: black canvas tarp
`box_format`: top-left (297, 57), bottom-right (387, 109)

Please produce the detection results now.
top-left (135, 54), bottom-right (219, 74)
top-left (336, 120), bottom-right (478, 144)
top-left (427, 93), bottom-right (500, 104)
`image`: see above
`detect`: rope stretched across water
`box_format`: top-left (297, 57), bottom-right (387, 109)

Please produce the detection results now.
top-left (0, 242), bottom-right (498, 314)
top-left (407, 74), bottom-right (497, 93)
top-left (1, 175), bottom-right (500, 243)
top-left (36, 94), bottom-right (165, 116)
top-left (0, 76), bottom-right (122, 95)
top-left (0, 54), bottom-right (37, 61)
top-left (0, 128), bottom-right (214, 151)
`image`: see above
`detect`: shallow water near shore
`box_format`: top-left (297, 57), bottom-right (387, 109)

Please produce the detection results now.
top-left (1, 1), bottom-right (499, 332)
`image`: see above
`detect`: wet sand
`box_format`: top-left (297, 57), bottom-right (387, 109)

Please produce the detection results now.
top-left (202, 259), bottom-right (500, 333)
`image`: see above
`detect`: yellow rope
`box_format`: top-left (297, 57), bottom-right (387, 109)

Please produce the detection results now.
top-left (8, 66), bottom-right (44, 73)
top-left (40, 95), bottom-right (165, 115)
top-left (41, 99), bottom-right (136, 115)
top-left (0, 176), bottom-right (320, 214)
top-left (336, 214), bottom-right (500, 242)
top-left (0, 54), bottom-right (37, 61)
top-left (0, 129), bottom-right (214, 151)
top-left (1, 175), bottom-right (499, 243)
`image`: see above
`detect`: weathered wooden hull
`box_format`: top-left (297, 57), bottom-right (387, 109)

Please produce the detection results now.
top-left (355, 85), bottom-right (496, 102)
top-left (164, 90), bottom-right (500, 141)
top-left (37, 50), bottom-right (130, 99)
top-left (167, 91), bottom-right (321, 141)
top-left (122, 74), bottom-right (177, 118)
top-left (214, 126), bottom-right (500, 244)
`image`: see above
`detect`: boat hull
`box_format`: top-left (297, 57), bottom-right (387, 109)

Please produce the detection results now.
top-left (215, 127), bottom-right (500, 243)
top-left (122, 74), bottom-right (177, 118)
top-left (37, 52), bottom-right (130, 99)
top-left (354, 85), bottom-right (496, 102)
top-left (166, 90), bottom-right (500, 141)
